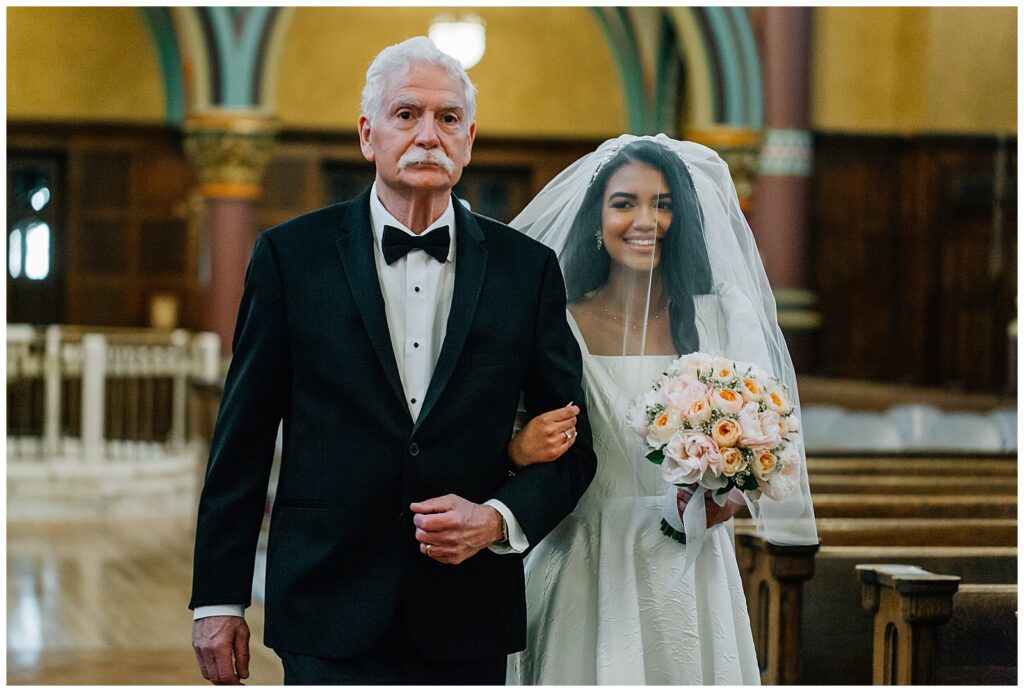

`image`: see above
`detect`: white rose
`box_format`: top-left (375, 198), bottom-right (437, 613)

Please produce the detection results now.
top-left (674, 352), bottom-right (712, 379)
top-left (644, 387), bottom-right (668, 409)
top-left (662, 431), bottom-right (721, 486)
top-left (783, 413), bottom-right (801, 433)
top-left (626, 396), bottom-right (650, 436)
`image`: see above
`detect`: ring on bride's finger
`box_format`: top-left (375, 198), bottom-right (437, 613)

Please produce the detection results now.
top-left (563, 430), bottom-right (573, 442)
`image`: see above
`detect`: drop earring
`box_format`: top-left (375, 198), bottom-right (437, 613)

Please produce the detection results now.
top-left (595, 229), bottom-right (604, 250)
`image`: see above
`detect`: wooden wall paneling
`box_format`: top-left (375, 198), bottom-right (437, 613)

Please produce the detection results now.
top-left (812, 136), bottom-right (903, 381)
top-left (811, 134), bottom-right (1016, 392)
top-left (59, 129), bottom-right (195, 329)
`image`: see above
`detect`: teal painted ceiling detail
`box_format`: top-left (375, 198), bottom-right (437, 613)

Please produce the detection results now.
top-left (591, 7), bottom-right (764, 132)
top-left (139, 7), bottom-right (185, 125)
top-left (205, 7), bottom-right (275, 107)
top-left (703, 8), bottom-right (745, 126)
top-left (727, 6), bottom-right (764, 128)
top-left (592, 8), bottom-right (654, 135)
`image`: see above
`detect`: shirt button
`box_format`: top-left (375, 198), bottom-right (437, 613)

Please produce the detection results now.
top-left (413, 342), bottom-right (419, 348)
top-left (408, 443), bottom-right (420, 457)
top-left (414, 286), bottom-right (420, 293)
top-left (410, 397), bottom-right (417, 404)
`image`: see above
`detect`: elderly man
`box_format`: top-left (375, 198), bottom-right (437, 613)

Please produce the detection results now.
top-left (189, 36), bottom-right (595, 685)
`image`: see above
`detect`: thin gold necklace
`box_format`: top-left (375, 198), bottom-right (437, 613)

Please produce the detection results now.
top-left (598, 300), bottom-right (667, 331)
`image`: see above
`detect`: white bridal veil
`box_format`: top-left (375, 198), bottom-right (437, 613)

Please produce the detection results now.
top-left (512, 134), bottom-right (818, 547)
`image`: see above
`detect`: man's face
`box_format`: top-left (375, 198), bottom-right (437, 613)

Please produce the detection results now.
top-left (359, 63), bottom-right (476, 197)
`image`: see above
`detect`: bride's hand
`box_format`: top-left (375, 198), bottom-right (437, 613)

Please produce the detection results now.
top-left (508, 403), bottom-right (580, 470)
top-left (676, 487), bottom-right (744, 528)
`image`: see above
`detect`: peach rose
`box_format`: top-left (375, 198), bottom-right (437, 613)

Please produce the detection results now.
top-left (711, 418), bottom-right (741, 448)
top-left (686, 398), bottom-right (713, 426)
top-left (764, 385), bottom-right (793, 415)
top-left (739, 377), bottom-right (764, 403)
top-left (720, 447), bottom-right (745, 477)
top-left (647, 408), bottom-right (681, 447)
top-left (751, 450), bottom-right (778, 482)
top-left (711, 387), bottom-right (744, 415)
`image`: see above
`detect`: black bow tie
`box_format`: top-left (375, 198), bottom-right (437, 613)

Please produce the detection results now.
top-left (382, 225), bottom-right (450, 265)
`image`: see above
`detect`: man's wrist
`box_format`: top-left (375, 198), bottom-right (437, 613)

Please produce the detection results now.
top-left (489, 505), bottom-right (508, 545)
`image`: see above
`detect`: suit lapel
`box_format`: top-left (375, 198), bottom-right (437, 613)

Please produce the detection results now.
top-left (334, 189), bottom-right (408, 416)
top-left (413, 198), bottom-right (487, 434)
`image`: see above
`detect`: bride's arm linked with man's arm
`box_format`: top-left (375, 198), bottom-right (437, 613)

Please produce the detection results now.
top-left (511, 407), bottom-right (743, 530)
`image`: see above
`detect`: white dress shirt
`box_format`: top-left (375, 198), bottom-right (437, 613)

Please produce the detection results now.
top-left (194, 184), bottom-right (527, 621)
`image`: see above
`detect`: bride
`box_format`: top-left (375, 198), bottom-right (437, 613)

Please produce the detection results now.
top-left (505, 135), bottom-right (818, 685)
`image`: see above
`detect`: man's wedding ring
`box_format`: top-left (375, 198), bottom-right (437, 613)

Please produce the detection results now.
top-left (425, 544), bottom-right (432, 556)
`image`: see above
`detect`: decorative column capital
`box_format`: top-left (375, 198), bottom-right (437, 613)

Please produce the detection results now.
top-left (683, 126), bottom-right (761, 212)
top-left (183, 110), bottom-right (279, 200)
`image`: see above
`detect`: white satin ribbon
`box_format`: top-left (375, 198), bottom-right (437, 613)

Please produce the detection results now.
top-left (659, 485), bottom-right (730, 597)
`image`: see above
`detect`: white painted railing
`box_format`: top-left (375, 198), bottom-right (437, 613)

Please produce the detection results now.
top-left (7, 325), bottom-right (221, 519)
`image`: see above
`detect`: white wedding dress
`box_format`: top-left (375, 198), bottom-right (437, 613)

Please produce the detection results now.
top-left (507, 307), bottom-right (762, 685)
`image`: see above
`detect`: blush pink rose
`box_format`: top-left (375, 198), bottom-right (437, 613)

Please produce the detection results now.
top-left (662, 431), bottom-right (722, 485)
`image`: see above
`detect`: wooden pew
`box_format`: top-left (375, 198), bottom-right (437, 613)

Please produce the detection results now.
top-left (734, 535), bottom-right (818, 685)
top-left (737, 517), bottom-right (1016, 548)
top-left (736, 536), bottom-right (1017, 685)
top-left (807, 456), bottom-right (1016, 478)
top-left (810, 475), bottom-right (1015, 495)
top-left (857, 564), bottom-right (1018, 685)
top-left (808, 494), bottom-right (1016, 519)
top-left (801, 546), bottom-right (1016, 685)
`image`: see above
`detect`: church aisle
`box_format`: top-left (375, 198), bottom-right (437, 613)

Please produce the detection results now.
top-left (7, 517), bottom-right (281, 684)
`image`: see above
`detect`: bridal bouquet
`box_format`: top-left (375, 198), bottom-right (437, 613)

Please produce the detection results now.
top-left (627, 351), bottom-right (802, 502)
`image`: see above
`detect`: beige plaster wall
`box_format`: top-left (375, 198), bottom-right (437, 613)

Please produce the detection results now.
top-left (7, 6), bottom-right (165, 122)
top-left (274, 7), bottom-right (625, 138)
top-left (811, 6), bottom-right (1016, 134)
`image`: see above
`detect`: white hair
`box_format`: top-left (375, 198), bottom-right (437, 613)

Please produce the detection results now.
top-left (361, 36), bottom-right (477, 123)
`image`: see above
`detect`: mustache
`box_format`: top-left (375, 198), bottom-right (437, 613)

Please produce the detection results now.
top-left (399, 148), bottom-right (456, 174)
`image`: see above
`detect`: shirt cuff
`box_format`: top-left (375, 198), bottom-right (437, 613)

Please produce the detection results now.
top-left (484, 499), bottom-right (529, 554)
top-left (193, 605), bottom-right (245, 620)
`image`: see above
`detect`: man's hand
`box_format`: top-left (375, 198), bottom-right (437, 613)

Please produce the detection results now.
top-left (192, 615), bottom-right (250, 685)
top-left (411, 494), bottom-right (504, 565)
top-left (676, 487), bottom-right (744, 528)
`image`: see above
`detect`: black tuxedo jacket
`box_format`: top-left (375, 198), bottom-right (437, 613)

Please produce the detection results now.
top-left (189, 188), bottom-right (596, 662)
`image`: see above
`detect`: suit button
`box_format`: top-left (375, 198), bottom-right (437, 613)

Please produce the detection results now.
top-left (408, 443), bottom-right (420, 457)
top-left (398, 512), bottom-right (405, 521)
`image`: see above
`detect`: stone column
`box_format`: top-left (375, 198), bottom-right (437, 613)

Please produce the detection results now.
top-left (183, 110), bottom-right (277, 358)
top-left (751, 7), bottom-right (819, 370)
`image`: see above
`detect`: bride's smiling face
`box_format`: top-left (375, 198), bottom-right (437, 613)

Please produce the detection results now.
top-left (600, 162), bottom-right (673, 272)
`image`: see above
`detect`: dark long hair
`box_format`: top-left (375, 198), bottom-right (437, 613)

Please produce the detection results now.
top-left (562, 140), bottom-right (713, 354)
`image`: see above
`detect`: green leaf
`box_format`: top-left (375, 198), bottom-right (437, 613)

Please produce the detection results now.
top-left (646, 448), bottom-right (665, 464)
